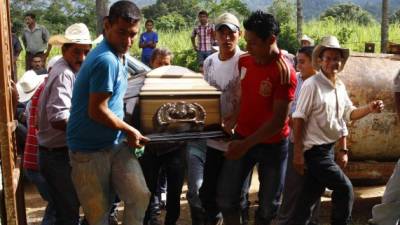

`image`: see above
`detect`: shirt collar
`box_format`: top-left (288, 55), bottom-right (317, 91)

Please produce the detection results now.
top-left (317, 70), bottom-right (344, 89)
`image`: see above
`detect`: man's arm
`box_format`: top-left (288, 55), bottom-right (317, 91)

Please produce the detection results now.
top-left (88, 92), bottom-right (149, 147)
top-left (292, 118), bottom-right (305, 175)
top-left (225, 99), bottom-right (290, 160)
top-left (191, 29), bottom-right (197, 51)
top-left (348, 100), bottom-right (384, 121)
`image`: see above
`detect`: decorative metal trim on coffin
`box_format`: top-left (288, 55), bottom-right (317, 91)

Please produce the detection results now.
top-left (156, 101), bottom-right (206, 132)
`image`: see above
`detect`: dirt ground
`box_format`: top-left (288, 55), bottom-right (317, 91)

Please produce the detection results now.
top-left (24, 170), bottom-right (385, 225)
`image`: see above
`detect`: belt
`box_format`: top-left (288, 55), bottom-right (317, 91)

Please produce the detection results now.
top-left (39, 145), bottom-right (69, 152)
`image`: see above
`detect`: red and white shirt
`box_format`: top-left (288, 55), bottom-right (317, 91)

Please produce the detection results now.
top-left (235, 52), bottom-right (297, 143)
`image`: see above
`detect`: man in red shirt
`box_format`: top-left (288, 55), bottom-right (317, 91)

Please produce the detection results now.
top-left (216, 11), bottom-right (297, 225)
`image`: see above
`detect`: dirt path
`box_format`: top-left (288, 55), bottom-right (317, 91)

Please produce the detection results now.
top-left (24, 171), bottom-right (384, 225)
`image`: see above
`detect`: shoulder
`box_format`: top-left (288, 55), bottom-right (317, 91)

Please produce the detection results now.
top-left (275, 53), bottom-right (295, 85)
top-left (239, 53), bottom-right (251, 62)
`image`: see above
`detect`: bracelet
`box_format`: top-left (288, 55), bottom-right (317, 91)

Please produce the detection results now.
top-left (339, 148), bottom-right (349, 154)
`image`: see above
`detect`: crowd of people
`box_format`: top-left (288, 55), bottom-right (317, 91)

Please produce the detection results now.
top-left (8, 0), bottom-right (400, 225)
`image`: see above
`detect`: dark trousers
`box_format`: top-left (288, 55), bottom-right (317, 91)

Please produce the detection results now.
top-left (292, 143), bottom-right (354, 225)
top-left (199, 146), bottom-right (253, 224)
top-left (140, 148), bottom-right (185, 225)
top-left (38, 148), bottom-right (80, 225)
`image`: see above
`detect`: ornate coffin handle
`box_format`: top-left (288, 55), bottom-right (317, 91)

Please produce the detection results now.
top-left (156, 101), bottom-right (206, 127)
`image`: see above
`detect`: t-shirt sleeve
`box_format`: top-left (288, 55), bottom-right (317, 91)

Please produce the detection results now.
top-left (154, 32), bottom-right (159, 43)
top-left (292, 81), bottom-right (315, 121)
top-left (273, 68), bottom-right (297, 101)
top-left (89, 56), bottom-right (117, 94)
top-left (139, 33), bottom-right (145, 44)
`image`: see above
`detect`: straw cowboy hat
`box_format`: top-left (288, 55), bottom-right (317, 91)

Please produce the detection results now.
top-left (300, 34), bottom-right (314, 46)
top-left (312, 35), bottom-right (350, 72)
top-left (49, 23), bottom-right (92, 46)
top-left (16, 70), bottom-right (47, 103)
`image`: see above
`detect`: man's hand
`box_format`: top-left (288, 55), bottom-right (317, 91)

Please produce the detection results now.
top-left (368, 100), bottom-right (384, 113)
top-left (336, 150), bottom-right (348, 169)
top-left (293, 146), bottom-right (304, 175)
top-left (222, 115), bottom-right (236, 136)
top-left (127, 128), bottom-right (150, 148)
top-left (224, 140), bottom-right (249, 160)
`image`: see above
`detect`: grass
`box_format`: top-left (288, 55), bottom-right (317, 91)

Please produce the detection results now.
top-left (16, 21), bottom-right (400, 78)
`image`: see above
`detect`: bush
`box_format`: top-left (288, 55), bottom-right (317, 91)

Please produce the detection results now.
top-left (156, 13), bottom-right (187, 31)
top-left (320, 3), bottom-right (376, 25)
top-left (390, 8), bottom-right (400, 23)
top-left (277, 23), bottom-right (299, 54)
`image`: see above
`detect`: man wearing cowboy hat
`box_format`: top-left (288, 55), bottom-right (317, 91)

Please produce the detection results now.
top-left (300, 34), bottom-right (314, 47)
top-left (67, 1), bottom-right (150, 225)
top-left (37, 23), bottom-right (92, 225)
top-left (291, 36), bottom-right (384, 225)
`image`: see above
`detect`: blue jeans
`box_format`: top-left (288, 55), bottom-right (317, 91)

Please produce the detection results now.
top-left (24, 169), bottom-right (56, 225)
top-left (292, 143), bottom-right (354, 225)
top-left (217, 139), bottom-right (288, 225)
top-left (276, 142), bottom-right (320, 225)
top-left (38, 147), bottom-right (80, 225)
top-left (196, 51), bottom-right (213, 66)
top-left (186, 140), bottom-right (207, 209)
top-left (70, 143), bottom-right (150, 225)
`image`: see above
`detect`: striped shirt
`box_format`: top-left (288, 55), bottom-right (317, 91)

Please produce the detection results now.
top-left (23, 82), bottom-right (46, 170)
top-left (191, 24), bottom-right (214, 52)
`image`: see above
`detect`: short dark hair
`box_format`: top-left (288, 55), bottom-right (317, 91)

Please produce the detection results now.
top-left (108, 1), bottom-right (141, 24)
top-left (150, 48), bottom-right (173, 64)
top-left (24, 12), bottom-right (36, 20)
top-left (198, 10), bottom-right (208, 17)
top-left (297, 46), bottom-right (314, 59)
top-left (243, 11), bottom-right (280, 41)
top-left (32, 53), bottom-right (43, 59)
top-left (145, 19), bottom-right (154, 25)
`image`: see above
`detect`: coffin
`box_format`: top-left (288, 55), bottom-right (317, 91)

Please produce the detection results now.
top-left (137, 65), bottom-right (223, 141)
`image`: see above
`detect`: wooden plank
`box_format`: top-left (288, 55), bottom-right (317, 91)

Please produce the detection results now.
top-left (0, 0), bottom-right (19, 224)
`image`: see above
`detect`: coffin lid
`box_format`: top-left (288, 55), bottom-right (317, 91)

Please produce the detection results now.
top-left (140, 65), bottom-right (221, 96)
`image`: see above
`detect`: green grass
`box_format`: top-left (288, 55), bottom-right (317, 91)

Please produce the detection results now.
top-left (16, 21), bottom-right (400, 78)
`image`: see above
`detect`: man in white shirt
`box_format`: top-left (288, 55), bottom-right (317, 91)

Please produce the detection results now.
top-left (291, 36), bottom-right (384, 225)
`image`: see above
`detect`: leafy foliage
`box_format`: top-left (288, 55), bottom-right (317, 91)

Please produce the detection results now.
top-left (11, 0), bottom-right (97, 36)
top-left (320, 3), bottom-right (376, 25)
top-left (156, 13), bottom-right (187, 31)
top-left (390, 8), bottom-right (400, 23)
top-left (266, 0), bottom-right (296, 25)
top-left (142, 0), bottom-right (200, 27)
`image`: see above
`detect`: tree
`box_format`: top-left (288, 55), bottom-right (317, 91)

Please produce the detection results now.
top-left (296, 0), bottom-right (303, 42)
top-left (381, 0), bottom-right (389, 53)
top-left (389, 7), bottom-right (400, 23)
top-left (96, 0), bottom-right (108, 35)
top-left (142, 0), bottom-right (200, 27)
top-left (267, 0), bottom-right (295, 25)
top-left (320, 3), bottom-right (376, 25)
top-left (206, 0), bottom-right (250, 20)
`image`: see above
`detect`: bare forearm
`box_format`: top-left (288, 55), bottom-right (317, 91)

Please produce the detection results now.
top-left (293, 118), bottom-right (305, 150)
top-left (350, 105), bottom-right (370, 121)
top-left (89, 106), bottom-right (133, 134)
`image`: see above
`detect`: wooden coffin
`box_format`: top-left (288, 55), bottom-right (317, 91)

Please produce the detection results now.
top-left (139, 65), bottom-right (222, 135)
